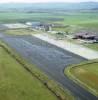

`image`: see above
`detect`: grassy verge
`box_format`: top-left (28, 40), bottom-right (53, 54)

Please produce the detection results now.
top-left (3, 28), bottom-right (39, 35)
top-left (0, 40), bottom-right (74, 100)
top-left (64, 60), bottom-right (98, 96)
top-left (0, 46), bottom-right (58, 100)
top-left (83, 43), bottom-right (98, 51)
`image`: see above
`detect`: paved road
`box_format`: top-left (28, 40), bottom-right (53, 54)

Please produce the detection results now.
top-left (1, 35), bottom-right (98, 100)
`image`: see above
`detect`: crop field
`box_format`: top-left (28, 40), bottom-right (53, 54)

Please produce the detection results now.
top-left (0, 46), bottom-right (58, 100)
top-left (65, 61), bottom-right (98, 96)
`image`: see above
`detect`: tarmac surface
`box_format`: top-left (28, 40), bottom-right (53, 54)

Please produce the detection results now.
top-left (1, 34), bottom-right (98, 100)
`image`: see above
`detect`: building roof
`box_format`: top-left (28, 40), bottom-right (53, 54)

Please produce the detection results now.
top-left (76, 32), bottom-right (96, 36)
top-left (32, 22), bottom-right (41, 26)
top-left (95, 36), bottom-right (98, 40)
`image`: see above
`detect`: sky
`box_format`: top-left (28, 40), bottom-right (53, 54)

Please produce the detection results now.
top-left (0, 0), bottom-right (98, 3)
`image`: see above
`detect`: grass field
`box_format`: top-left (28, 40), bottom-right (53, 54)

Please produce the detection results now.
top-left (65, 61), bottom-right (98, 96)
top-left (83, 43), bottom-right (98, 51)
top-left (0, 41), bottom-right (75, 100)
top-left (0, 46), bottom-right (58, 100)
top-left (0, 12), bottom-right (98, 31)
top-left (0, 12), bottom-right (62, 23)
top-left (3, 28), bottom-right (38, 35)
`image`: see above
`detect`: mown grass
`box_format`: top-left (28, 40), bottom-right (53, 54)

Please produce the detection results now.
top-left (65, 60), bottom-right (98, 96)
top-left (0, 41), bottom-right (75, 100)
top-left (52, 12), bottom-right (98, 33)
top-left (0, 46), bottom-right (59, 100)
top-left (78, 21), bottom-right (98, 32)
top-left (3, 28), bottom-right (38, 35)
top-left (62, 12), bottom-right (98, 32)
top-left (83, 43), bottom-right (98, 51)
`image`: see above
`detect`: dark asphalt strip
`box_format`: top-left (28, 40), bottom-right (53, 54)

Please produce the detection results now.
top-left (1, 35), bottom-right (98, 100)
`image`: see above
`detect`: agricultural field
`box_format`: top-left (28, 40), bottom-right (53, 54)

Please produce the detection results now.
top-left (65, 61), bottom-right (98, 96)
top-left (0, 46), bottom-right (58, 100)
